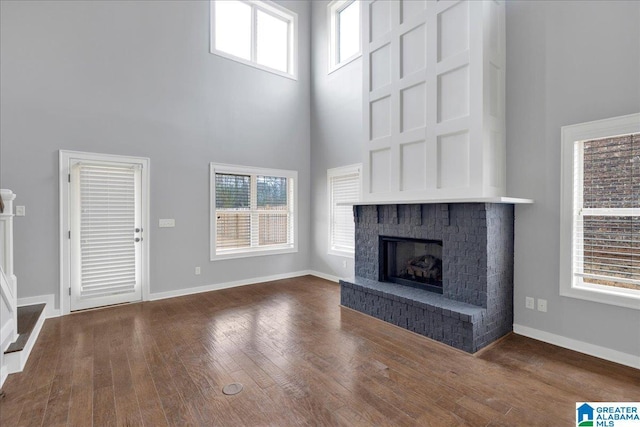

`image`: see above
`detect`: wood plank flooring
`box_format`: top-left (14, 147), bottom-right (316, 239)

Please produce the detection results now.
top-left (1, 275), bottom-right (638, 426)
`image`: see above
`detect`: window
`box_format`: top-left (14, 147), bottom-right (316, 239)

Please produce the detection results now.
top-left (328, 0), bottom-right (361, 73)
top-left (328, 164), bottom-right (361, 256)
top-left (560, 113), bottom-right (640, 309)
top-left (210, 0), bottom-right (298, 79)
top-left (210, 163), bottom-right (297, 260)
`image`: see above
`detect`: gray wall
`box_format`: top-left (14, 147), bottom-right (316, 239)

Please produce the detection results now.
top-left (1, 0), bottom-right (638, 358)
top-left (0, 0), bottom-right (311, 304)
top-left (309, 0), bottom-right (362, 278)
top-left (507, 0), bottom-right (640, 356)
top-left (308, 0), bottom-right (640, 357)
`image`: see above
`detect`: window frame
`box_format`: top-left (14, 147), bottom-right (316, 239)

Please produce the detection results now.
top-left (327, 0), bottom-right (362, 74)
top-left (209, 0), bottom-right (298, 80)
top-left (210, 163), bottom-right (298, 261)
top-left (559, 113), bottom-right (640, 310)
top-left (327, 164), bottom-right (362, 257)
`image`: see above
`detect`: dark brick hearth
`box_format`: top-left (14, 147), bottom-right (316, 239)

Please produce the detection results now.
top-left (340, 203), bottom-right (514, 353)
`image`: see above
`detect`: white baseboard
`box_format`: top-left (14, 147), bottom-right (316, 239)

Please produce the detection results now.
top-left (18, 294), bottom-right (60, 318)
top-left (1, 364), bottom-right (7, 388)
top-left (307, 270), bottom-right (341, 283)
top-left (513, 324), bottom-right (640, 370)
top-left (149, 270), bottom-right (323, 301)
top-left (1, 319), bottom-right (15, 351)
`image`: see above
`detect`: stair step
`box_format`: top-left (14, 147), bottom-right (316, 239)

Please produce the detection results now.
top-left (4, 304), bottom-right (46, 354)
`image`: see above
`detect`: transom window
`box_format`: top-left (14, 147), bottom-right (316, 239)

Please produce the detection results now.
top-left (210, 0), bottom-right (298, 79)
top-left (210, 163), bottom-right (297, 260)
top-left (560, 113), bottom-right (640, 309)
top-left (328, 0), bottom-right (361, 72)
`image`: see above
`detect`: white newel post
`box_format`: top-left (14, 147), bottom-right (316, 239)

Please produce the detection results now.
top-left (0, 189), bottom-right (18, 342)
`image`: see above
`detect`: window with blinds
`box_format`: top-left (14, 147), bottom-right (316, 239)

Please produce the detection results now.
top-left (573, 133), bottom-right (639, 291)
top-left (211, 164), bottom-right (297, 260)
top-left (328, 164), bottom-right (361, 256)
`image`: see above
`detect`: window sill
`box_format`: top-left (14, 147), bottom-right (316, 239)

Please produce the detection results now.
top-left (328, 248), bottom-right (354, 258)
top-left (560, 282), bottom-right (640, 311)
top-left (211, 246), bottom-right (297, 261)
top-left (209, 49), bottom-right (298, 81)
top-left (328, 52), bottom-right (362, 75)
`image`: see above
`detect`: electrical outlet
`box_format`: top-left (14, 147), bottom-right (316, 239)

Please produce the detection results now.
top-left (525, 297), bottom-right (535, 310)
top-left (342, 260), bottom-right (347, 269)
top-left (537, 298), bottom-right (547, 312)
top-left (15, 206), bottom-right (25, 216)
top-left (159, 219), bottom-right (175, 228)
top-left (195, 266), bottom-right (201, 275)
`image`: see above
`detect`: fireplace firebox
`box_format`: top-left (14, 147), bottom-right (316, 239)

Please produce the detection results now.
top-left (380, 237), bottom-right (443, 294)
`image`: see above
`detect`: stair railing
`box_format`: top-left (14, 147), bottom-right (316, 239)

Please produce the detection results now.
top-left (0, 189), bottom-right (18, 343)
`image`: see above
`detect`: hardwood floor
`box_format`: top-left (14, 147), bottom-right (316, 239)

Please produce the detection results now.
top-left (1, 275), bottom-right (638, 426)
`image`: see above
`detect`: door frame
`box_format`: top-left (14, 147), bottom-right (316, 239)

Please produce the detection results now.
top-left (59, 150), bottom-right (150, 315)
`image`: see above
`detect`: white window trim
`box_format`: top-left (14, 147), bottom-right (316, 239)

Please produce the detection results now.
top-left (559, 113), bottom-right (640, 310)
top-left (59, 150), bottom-right (151, 316)
top-left (209, 0), bottom-right (298, 80)
top-left (210, 163), bottom-right (298, 261)
top-left (327, 163), bottom-right (362, 257)
top-left (327, 0), bottom-right (362, 74)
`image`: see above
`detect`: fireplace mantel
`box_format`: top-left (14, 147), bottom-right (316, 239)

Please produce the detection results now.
top-left (342, 196), bottom-right (533, 206)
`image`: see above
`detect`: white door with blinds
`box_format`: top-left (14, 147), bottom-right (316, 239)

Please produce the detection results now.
top-left (68, 159), bottom-right (146, 311)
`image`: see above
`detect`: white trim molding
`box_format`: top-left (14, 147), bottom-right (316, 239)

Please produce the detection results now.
top-left (559, 113), bottom-right (640, 310)
top-left (149, 270), bottom-right (334, 301)
top-left (210, 163), bottom-right (298, 261)
top-left (18, 294), bottom-right (61, 318)
top-left (327, 163), bottom-right (361, 258)
top-left (327, 0), bottom-right (362, 73)
top-left (3, 305), bottom-right (46, 377)
top-left (308, 270), bottom-right (341, 283)
top-left (209, 0), bottom-right (298, 80)
top-left (514, 324), bottom-right (640, 370)
top-left (59, 150), bottom-right (151, 316)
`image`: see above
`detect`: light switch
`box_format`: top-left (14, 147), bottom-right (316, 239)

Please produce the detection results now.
top-left (159, 218), bottom-right (175, 228)
top-left (15, 206), bottom-right (25, 217)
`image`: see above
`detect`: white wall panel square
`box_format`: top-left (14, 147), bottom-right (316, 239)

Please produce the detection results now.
top-left (370, 149), bottom-right (391, 193)
top-left (401, 24), bottom-right (426, 78)
top-left (370, 0), bottom-right (392, 42)
top-left (370, 44), bottom-right (391, 91)
top-left (438, 131), bottom-right (469, 189)
top-left (401, 141), bottom-right (427, 191)
top-left (370, 96), bottom-right (391, 140)
top-left (438, 65), bottom-right (469, 122)
top-left (401, 0), bottom-right (426, 24)
top-left (362, 0), bottom-right (506, 201)
top-left (401, 83), bottom-right (426, 132)
top-left (438, 1), bottom-right (469, 61)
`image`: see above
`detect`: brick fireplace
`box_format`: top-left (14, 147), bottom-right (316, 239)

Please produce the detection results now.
top-left (340, 203), bottom-right (514, 353)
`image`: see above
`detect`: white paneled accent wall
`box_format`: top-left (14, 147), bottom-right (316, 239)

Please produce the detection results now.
top-left (362, 0), bottom-right (505, 202)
